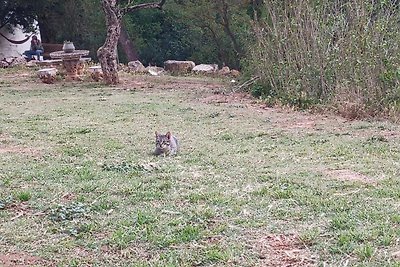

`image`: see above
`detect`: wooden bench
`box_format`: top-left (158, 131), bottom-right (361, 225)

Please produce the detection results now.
top-left (42, 43), bottom-right (63, 60)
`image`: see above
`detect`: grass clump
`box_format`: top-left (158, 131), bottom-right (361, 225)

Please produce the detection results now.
top-left (247, 0), bottom-right (400, 120)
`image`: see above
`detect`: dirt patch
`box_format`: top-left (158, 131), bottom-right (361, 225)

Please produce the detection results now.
top-left (60, 192), bottom-right (76, 203)
top-left (119, 74), bottom-right (225, 92)
top-left (0, 252), bottom-right (52, 267)
top-left (324, 169), bottom-right (377, 184)
top-left (0, 145), bottom-right (41, 156)
top-left (7, 202), bottom-right (31, 213)
top-left (5, 202), bottom-right (36, 221)
top-left (254, 233), bottom-right (316, 266)
top-left (199, 90), bottom-right (352, 134)
top-left (392, 250), bottom-right (400, 261)
top-left (201, 92), bottom-right (254, 104)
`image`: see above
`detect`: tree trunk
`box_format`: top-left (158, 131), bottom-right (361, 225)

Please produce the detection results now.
top-left (119, 22), bottom-right (139, 62)
top-left (219, 0), bottom-right (243, 59)
top-left (98, 0), bottom-right (166, 85)
top-left (97, 0), bottom-right (122, 85)
top-left (37, 15), bottom-right (58, 43)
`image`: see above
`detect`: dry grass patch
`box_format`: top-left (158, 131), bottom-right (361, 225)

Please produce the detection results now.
top-left (0, 252), bottom-right (53, 267)
top-left (254, 233), bottom-right (317, 267)
top-left (324, 169), bottom-right (378, 185)
top-left (0, 145), bottom-right (41, 156)
top-left (201, 92), bottom-right (253, 104)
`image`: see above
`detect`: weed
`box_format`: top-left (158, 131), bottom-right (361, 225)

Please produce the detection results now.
top-left (0, 196), bottom-right (13, 209)
top-left (356, 243), bottom-right (375, 261)
top-left (16, 191), bottom-right (31, 202)
top-left (49, 202), bottom-right (89, 222)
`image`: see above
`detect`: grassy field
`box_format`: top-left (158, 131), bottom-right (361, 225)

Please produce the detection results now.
top-left (1, 67), bottom-right (400, 266)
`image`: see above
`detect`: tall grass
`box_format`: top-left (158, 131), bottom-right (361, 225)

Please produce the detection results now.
top-left (247, 0), bottom-right (400, 120)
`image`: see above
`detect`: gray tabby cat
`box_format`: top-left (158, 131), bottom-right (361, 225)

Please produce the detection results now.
top-left (154, 131), bottom-right (179, 156)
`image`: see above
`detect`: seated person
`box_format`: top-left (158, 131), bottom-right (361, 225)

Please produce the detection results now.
top-left (24, 35), bottom-right (44, 61)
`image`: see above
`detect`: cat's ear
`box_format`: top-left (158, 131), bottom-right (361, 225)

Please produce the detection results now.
top-left (166, 131), bottom-right (171, 138)
top-left (155, 131), bottom-right (159, 137)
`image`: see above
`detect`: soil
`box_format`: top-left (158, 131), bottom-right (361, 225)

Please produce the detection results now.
top-left (0, 252), bottom-right (53, 267)
top-left (255, 233), bottom-right (317, 266)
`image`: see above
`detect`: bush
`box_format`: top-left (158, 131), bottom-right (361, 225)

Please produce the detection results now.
top-left (246, 0), bottom-right (400, 120)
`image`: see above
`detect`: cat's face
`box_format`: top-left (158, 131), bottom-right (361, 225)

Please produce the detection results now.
top-left (155, 132), bottom-right (171, 150)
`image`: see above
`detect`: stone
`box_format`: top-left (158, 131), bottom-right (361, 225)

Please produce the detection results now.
top-left (230, 69), bottom-right (241, 77)
top-left (4, 57), bottom-right (14, 64)
top-left (218, 66), bottom-right (231, 76)
top-left (127, 60), bottom-right (146, 72)
top-left (89, 66), bottom-right (103, 81)
top-left (0, 61), bottom-right (9, 68)
top-left (38, 68), bottom-right (58, 84)
top-left (164, 60), bottom-right (195, 73)
top-left (9, 57), bottom-right (26, 67)
top-left (192, 64), bottom-right (218, 74)
top-left (146, 66), bottom-right (165, 76)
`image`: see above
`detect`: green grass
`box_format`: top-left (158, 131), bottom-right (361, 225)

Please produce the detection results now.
top-left (1, 68), bottom-right (400, 266)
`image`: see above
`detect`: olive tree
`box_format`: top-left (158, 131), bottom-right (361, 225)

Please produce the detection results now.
top-left (98, 0), bottom-right (166, 85)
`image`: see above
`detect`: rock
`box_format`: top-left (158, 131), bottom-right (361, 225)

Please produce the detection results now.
top-left (218, 66), bottom-right (231, 76)
top-left (146, 66), bottom-right (165, 76)
top-left (89, 66), bottom-right (103, 81)
top-left (118, 63), bottom-right (128, 72)
top-left (4, 57), bottom-right (15, 64)
top-left (127, 60), bottom-right (146, 72)
top-left (164, 60), bottom-right (195, 73)
top-left (12, 56), bottom-right (28, 66)
top-left (25, 61), bottom-right (37, 67)
top-left (38, 68), bottom-right (58, 84)
top-left (0, 61), bottom-right (9, 68)
top-left (192, 64), bottom-right (218, 74)
top-left (392, 250), bottom-right (400, 260)
top-left (230, 69), bottom-right (241, 77)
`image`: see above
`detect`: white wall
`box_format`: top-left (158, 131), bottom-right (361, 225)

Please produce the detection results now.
top-left (0, 24), bottom-right (41, 59)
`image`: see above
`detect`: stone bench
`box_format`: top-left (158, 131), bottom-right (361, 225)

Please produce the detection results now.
top-left (36, 59), bottom-right (63, 67)
top-left (37, 68), bottom-right (58, 84)
top-left (88, 66), bottom-right (103, 81)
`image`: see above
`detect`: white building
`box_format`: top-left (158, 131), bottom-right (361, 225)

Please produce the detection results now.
top-left (0, 24), bottom-right (41, 58)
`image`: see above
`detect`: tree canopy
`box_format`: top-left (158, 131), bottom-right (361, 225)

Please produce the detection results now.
top-left (0, 0), bottom-right (40, 32)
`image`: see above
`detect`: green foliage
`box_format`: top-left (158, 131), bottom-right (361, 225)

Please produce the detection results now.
top-left (246, 0), bottom-right (400, 119)
top-left (39, 0), bottom-right (105, 58)
top-left (0, 0), bottom-right (41, 33)
top-left (0, 195), bottom-right (13, 209)
top-left (123, 0), bottom-right (252, 68)
top-left (16, 191), bottom-right (31, 202)
top-left (49, 202), bottom-right (89, 222)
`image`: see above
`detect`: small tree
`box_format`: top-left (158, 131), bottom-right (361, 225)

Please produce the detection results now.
top-left (98, 0), bottom-right (166, 85)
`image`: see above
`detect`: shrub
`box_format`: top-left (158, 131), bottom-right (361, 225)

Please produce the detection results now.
top-left (246, 0), bottom-right (400, 119)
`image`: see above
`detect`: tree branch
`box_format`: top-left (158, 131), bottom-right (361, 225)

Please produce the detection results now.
top-left (122, 0), bottom-right (167, 14)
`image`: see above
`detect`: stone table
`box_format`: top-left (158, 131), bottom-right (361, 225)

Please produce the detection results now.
top-left (49, 50), bottom-right (89, 81)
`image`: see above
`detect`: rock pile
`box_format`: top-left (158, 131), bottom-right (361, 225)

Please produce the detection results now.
top-left (0, 56), bottom-right (26, 68)
top-left (126, 60), bottom-right (242, 77)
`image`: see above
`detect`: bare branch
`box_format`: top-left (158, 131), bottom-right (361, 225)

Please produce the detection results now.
top-left (122, 0), bottom-right (167, 14)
